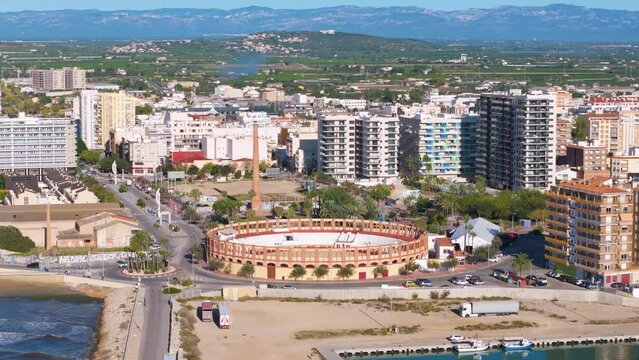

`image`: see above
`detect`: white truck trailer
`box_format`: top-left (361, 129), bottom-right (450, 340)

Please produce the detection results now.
top-left (458, 300), bottom-right (519, 318)
top-left (218, 302), bottom-right (230, 329)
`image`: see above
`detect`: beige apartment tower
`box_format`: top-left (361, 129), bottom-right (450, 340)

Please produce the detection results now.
top-left (31, 68), bottom-right (86, 91)
top-left (98, 91), bottom-right (136, 146)
top-left (545, 181), bottom-right (635, 284)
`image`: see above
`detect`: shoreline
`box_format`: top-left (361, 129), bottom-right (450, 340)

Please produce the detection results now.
top-left (0, 271), bottom-right (136, 360)
top-left (320, 334), bottom-right (639, 359)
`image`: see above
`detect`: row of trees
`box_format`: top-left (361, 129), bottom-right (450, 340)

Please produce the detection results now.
top-left (123, 231), bottom-right (172, 274)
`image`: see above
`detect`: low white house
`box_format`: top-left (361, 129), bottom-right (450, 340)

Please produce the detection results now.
top-left (450, 217), bottom-right (501, 253)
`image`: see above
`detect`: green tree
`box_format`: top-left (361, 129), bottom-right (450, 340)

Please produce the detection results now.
top-left (98, 156), bottom-right (131, 173)
top-left (238, 263), bottom-right (255, 278)
top-left (135, 104), bottom-right (153, 115)
top-left (118, 184), bottom-right (128, 193)
top-left (190, 244), bottom-right (203, 261)
top-left (80, 150), bottom-right (100, 164)
top-left (272, 206), bottom-right (285, 218)
top-left (208, 258), bottom-right (225, 271)
top-left (512, 253), bottom-right (532, 276)
top-left (213, 198), bottom-right (241, 219)
top-left (136, 198), bottom-right (147, 208)
top-left (289, 265), bottom-right (307, 281)
top-left (0, 226), bottom-right (35, 252)
top-left (76, 137), bottom-right (88, 154)
top-left (286, 203), bottom-right (300, 218)
top-left (186, 165), bottom-right (199, 176)
top-left (373, 265), bottom-right (387, 278)
top-left (317, 186), bottom-right (359, 218)
top-left (183, 206), bottom-right (202, 223)
top-left (313, 266), bottom-right (329, 280)
top-left (367, 184), bottom-right (392, 212)
top-left (572, 117), bottom-right (588, 142)
top-left (189, 188), bottom-right (203, 202)
top-left (336, 264), bottom-right (355, 280)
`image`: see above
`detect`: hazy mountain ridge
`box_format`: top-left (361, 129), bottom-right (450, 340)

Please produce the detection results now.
top-left (0, 4), bottom-right (637, 41)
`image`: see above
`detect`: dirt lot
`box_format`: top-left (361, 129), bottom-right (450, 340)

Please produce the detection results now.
top-left (189, 298), bottom-right (639, 360)
top-left (188, 179), bottom-right (302, 198)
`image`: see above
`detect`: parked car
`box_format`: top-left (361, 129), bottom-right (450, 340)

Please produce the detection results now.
top-left (281, 284), bottom-right (297, 289)
top-left (116, 260), bottom-right (128, 268)
top-left (402, 281), bottom-right (417, 288)
top-left (488, 257), bottom-right (499, 263)
top-left (464, 274), bottom-right (474, 280)
top-left (582, 282), bottom-right (598, 290)
top-left (468, 277), bottom-right (485, 285)
top-left (492, 269), bottom-right (506, 278)
top-left (449, 277), bottom-right (468, 286)
top-left (415, 278), bottom-right (433, 287)
top-left (266, 283), bottom-right (277, 289)
top-left (26, 262), bottom-right (39, 269)
top-left (611, 282), bottom-right (626, 289)
top-left (535, 277), bottom-right (548, 286)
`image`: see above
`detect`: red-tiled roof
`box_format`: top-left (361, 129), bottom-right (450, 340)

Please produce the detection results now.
top-left (435, 237), bottom-right (454, 247)
top-left (589, 96), bottom-right (639, 104)
top-left (171, 151), bottom-right (207, 164)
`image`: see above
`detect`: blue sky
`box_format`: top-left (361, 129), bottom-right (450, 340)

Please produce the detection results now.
top-left (0, 0), bottom-right (637, 11)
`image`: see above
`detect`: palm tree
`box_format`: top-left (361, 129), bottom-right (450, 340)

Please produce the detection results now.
top-left (512, 253), bottom-right (532, 276)
top-left (463, 222), bottom-right (473, 253)
top-left (468, 230), bottom-right (477, 254)
top-left (189, 188), bottom-right (203, 202)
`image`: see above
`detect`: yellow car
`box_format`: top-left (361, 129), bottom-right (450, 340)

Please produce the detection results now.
top-left (402, 281), bottom-right (417, 288)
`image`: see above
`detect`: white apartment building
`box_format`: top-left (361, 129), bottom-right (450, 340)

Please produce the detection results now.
top-left (237, 111), bottom-right (271, 126)
top-left (339, 99), bottom-right (367, 111)
top-left (201, 136), bottom-right (268, 162)
top-left (164, 111), bottom-right (223, 151)
top-left (0, 114), bottom-right (75, 173)
top-left (619, 110), bottom-right (639, 155)
top-left (77, 90), bottom-right (99, 149)
top-left (287, 130), bottom-right (318, 174)
top-left (318, 112), bottom-right (398, 184)
top-left (355, 112), bottom-right (399, 184)
top-left (31, 68), bottom-right (86, 91)
top-left (214, 85), bottom-right (244, 99)
top-left (129, 141), bottom-right (167, 176)
top-left (318, 114), bottom-right (357, 181)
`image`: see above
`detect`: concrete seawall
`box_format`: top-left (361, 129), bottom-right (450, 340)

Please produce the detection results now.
top-left (257, 287), bottom-right (639, 307)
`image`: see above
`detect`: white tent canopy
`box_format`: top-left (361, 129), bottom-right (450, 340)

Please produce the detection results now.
top-left (450, 217), bottom-right (501, 251)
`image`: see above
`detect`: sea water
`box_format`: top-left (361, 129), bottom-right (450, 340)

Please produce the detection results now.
top-left (0, 296), bottom-right (102, 360)
top-left (360, 343), bottom-right (639, 360)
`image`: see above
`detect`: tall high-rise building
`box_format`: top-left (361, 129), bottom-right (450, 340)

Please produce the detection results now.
top-left (545, 181), bottom-right (634, 283)
top-left (355, 112), bottom-right (398, 184)
top-left (318, 114), bottom-right (357, 182)
top-left (619, 110), bottom-right (639, 155)
top-left (555, 118), bottom-right (572, 162)
top-left (476, 92), bottom-right (556, 190)
top-left (98, 92), bottom-right (136, 146)
top-left (0, 113), bottom-right (75, 173)
top-left (318, 111), bottom-right (399, 183)
top-left (31, 68), bottom-right (86, 91)
top-left (78, 90), bottom-right (99, 150)
top-left (399, 112), bottom-right (476, 180)
top-left (587, 113), bottom-right (619, 155)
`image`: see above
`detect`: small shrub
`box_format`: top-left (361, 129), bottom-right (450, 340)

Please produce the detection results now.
top-left (378, 295), bottom-right (391, 303)
top-left (430, 291), bottom-right (440, 300)
top-left (181, 278), bottom-right (193, 287)
top-left (441, 290), bottom-right (450, 299)
top-left (163, 287), bottom-right (181, 294)
top-left (411, 292), bottom-right (419, 300)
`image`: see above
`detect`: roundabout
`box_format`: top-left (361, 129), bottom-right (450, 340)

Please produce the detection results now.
top-left (120, 265), bottom-right (179, 279)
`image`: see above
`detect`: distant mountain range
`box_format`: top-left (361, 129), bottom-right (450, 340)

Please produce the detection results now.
top-left (0, 4), bottom-right (638, 42)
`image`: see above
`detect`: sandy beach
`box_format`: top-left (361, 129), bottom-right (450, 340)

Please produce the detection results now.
top-left (189, 298), bottom-right (639, 360)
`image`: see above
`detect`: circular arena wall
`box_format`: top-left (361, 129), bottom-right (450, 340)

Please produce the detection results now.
top-left (207, 218), bottom-right (428, 281)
